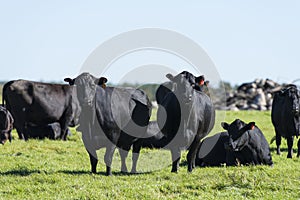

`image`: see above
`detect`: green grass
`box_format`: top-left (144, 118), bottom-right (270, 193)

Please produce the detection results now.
top-left (1, 111), bottom-right (300, 199)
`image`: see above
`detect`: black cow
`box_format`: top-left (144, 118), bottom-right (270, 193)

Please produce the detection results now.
top-left (0, 105), bottom-right (14, 144)
top-left (155, 71), bottom-right (208, 105)
top-left (25, 122), bottom-right (71, 139)
top-left (221, 119), bottom-right (273, 166)
top-left (157, 72), bottom-right (215, 172)
top-left (195, 132), bottom-right (229, 167)
top-left (271, 84), bottom-right (300, 158)
top-left (2, 80), bottom-right (81, 140)
top-left (64, 73), bottom-right (152, 175)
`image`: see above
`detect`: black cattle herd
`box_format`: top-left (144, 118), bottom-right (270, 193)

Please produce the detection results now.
top-left (0, 71), bottom-right (299, 175)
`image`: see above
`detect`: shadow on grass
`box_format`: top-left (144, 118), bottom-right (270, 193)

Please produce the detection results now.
top-left (59, 169), bottom-right (154, 176)
top-left (0, 169), bottom-right (42, 176)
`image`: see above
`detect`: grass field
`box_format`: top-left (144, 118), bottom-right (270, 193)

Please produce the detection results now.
top-left (1, 111), bottom-right (300, 199)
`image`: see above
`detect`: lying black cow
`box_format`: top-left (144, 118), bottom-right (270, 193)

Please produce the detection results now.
top-left (155, 71), bottom-right (208, 105)
top-left (221, 119), bottom-right (273, 166)
top-left (157, 72), bottom-right (215, 172)
top-left (64, 73), bottom-right (152, 175)
top-left (271, 84), bottom-right (300, 158)
top-left (2, 80), bottom-right (81, 140)
top-left (25, 122), bottom-right (71, 139)
top-left (0, 105), bottom-right (14, 144)
top-left (195, 132), bottom-right (229, 167)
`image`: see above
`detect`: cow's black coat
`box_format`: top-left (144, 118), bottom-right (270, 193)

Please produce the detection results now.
top-left (195, 132), bottom-right (229, 167)
top-left (65, 73), bottom-right (152, 175)
top-left (157, 72), bottom-right (215, 172)
top-left (222, 119), bottom-right (273, 166)
top-left (271, 84), bottom-right (300, 158)
top-left (0, 105), bottom-right (14, 144)
top-left (2, 80), bottom-right (80, 140)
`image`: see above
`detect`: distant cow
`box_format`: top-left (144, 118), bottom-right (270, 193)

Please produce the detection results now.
top-left (0, 106), bottom-right (14, 144)
top-left (157, 72), bottom-right (215, 172)
top-left (271, 84), bottom-right (300, 158)
top-left (25, 122), bottom-right (71, 139)
top-left (195, 132), bottom-right (229, 167)
top-left (221, 119), bottom-right (273, 166)
top-left (2, 80), bottom-right (81, 140)
top-left (64, 73), bottom-right (152, 176)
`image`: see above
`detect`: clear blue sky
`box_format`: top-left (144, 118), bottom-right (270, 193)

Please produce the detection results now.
top-left (0, 1), bottom-right (299, 85)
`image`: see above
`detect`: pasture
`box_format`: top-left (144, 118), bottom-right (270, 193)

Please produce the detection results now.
top-left (0, 111), bottom-right (300, 199)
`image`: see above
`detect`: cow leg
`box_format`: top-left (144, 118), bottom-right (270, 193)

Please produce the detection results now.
top-left (297, 139), bottom-right (300, 158)
top-left (104, 145), bottom-right (116, 176)
top-left (187, 135), bottom-right (202, 172)
top-left (275, 130), bottom-right (281, 155)
top-left (131, 143), bottom-right (142, 174)
top-left (88, 150), bottom-right (98, 174)
top-left (171, 148), bottom-right (181, 173)
top-left (16, 128), bottom-right (24, 140)
top-left (119, 148), bottom-right (130, 173)
top-left (287, 136), bottom-right (294, 158)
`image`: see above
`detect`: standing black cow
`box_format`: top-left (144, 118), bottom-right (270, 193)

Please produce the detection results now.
top-left (64, 73), bottom-right (152, 176)
top-left (0, 105), bottom-right (14, 144)
top-left (195, 132), bottom-right (229, 167)
top-left (2, 80), bottom-right (81, 140)
top-left (221, 119), bottom-right (273, 166)
top-left (157, 72), bottom-right (215, 172)
top-left (271, 84), bottom-right (300, 158)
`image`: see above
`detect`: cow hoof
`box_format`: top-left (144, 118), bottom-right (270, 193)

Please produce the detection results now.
top-left (106, 172), bottom-right (112, 176)
top-left (287, 155), bottom-right (292, 159)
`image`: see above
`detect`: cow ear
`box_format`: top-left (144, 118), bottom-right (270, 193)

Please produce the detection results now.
top-left (246, 122), bottom-right (255, 130)
top-left (64, 78), bottom-right (75, 85)
top-left (98, 77), bottom-right (108, 88)
top-left (221, 122), bottom-right (229, 130)
top-left (204, 80), bottom-right (210, 86)
top-left (166, 73), bottom-right (174, 81)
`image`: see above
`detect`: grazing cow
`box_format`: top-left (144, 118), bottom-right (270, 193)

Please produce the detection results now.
top-left (221, 119), bottom-right (273, 166)
top-left (25, 122), bottom-right (71, 139)
top-left (0, 105), bottom-right (14, 144)
top-left (2, 80), bottom-right (81, 140)
top-left (195, 132), bottom-right (229, 167)
top-left (271, 84), bottom-right (300, 158)
top-left (155, 71), bottom-right (208, 105)
top-left (157, 72), bottom-right (215, 172)
top-left (64, 73), bottom-right (152, 175)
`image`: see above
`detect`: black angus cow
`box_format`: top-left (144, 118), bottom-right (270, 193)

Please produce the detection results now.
top-left (0, 105), bottom-right (14, 144)
top-left (64, 73), bottom-right (152, 176)
top-left (25, 122), bottom-right (71, 139)
top-left (157, 72), bottom-right (215, 172)
top-left (221, 119), bottom-right (273, 166)
top-left (271, 84), bottom-right (300, 158)
top-left (2, 80), bottom-right (81, 140)
top-left (155, 71), bottom-right (208, 105)
top-left (195, 132), bottom-right (229, 167)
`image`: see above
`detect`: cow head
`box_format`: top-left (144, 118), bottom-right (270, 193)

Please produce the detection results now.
top-left (287, 86), bottom-right (300, 117)
top-left (166, 73), bottom-right (194, 104)
top-left (64, 73), bottom-right (108, 107)
top-left (0, 108), bottom-right (13, 145)
top-left (221, 119), bottom-right (255, 151)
